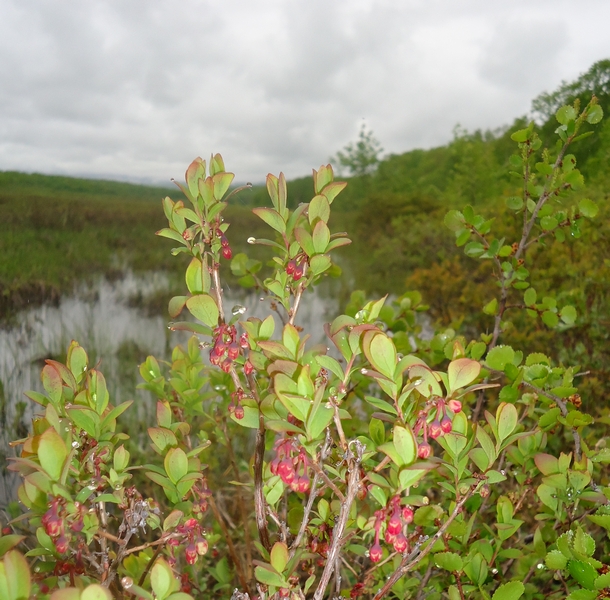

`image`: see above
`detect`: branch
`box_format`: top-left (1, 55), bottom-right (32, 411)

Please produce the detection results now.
top-left (247, 371), bottom-right (271, 551)
top-left (312, 441), bottom-right (364, 600)
top-left (372, 487), bottom-right (475, 600)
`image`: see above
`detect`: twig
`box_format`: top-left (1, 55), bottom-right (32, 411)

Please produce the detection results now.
top-left (289, 472), bottom-right (320, 558)
top-left (247, 371), bottom-right (271, 551)
top-left (209, 493), bottom-right (250, 592)
top-left (221, 417), bottom-right (254, 576)
top-left (309, 460), bottom-right (344, 502)
top-left (520, 380), bottom-right (582, 461)
top-left (372, 487), bottom-right (474, 600)
top-left (212, 262), bottom-right (225, 323)
top-left (289, 282), bottom-right (304, 326)
top-left (312, 441), bottom-right (364, 600)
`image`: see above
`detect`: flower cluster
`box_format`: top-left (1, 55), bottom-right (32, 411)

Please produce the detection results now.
top-left (369, 495), bottom-right (414, 562)
top-left (42, 498), bottom-right (85, 555)
top-left (285, 256), bottom-right (306, 281)
top-left (220, 233), bottom-right (232, 260)
top-left (413, 398), bottom-right (462, 458)
top-left (168, 518), bottom-right (209, 566)
top-left (228, 388), bottom-right (246, 420)
top-left (209, 325), bottom-right (248, 373)
top-left (270, 438), bottom-right (311, 493)
top-left (191, 479), bottom-right (212, 516)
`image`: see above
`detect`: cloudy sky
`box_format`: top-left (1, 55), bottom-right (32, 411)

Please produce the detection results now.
top-left (1, 0), bottom-right (608, 185)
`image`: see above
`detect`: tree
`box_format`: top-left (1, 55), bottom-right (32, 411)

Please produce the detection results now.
top-left (332, 123), bottom-right (383, 176)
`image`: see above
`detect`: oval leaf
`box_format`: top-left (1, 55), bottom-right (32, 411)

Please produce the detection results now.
top-left (186, 294), bottom-right (219, 328)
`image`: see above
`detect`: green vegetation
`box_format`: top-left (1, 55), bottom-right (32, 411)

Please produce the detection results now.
top-left (0, 172), bottom-right (268, 316)
top-left (3, 88), bottom-right (610, 598)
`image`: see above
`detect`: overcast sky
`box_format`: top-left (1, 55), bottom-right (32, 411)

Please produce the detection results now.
top-left (1, 0), bottom-right (608, 185)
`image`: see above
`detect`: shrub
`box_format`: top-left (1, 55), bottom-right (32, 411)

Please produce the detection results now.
top-left (1, 98), bottom-right (609, 600)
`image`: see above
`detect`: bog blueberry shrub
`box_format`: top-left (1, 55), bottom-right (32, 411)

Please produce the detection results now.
top-left (1, 98), bottom-right (609, 600)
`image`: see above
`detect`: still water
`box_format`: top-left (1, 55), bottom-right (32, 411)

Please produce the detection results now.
top-left (0, 271), bottom-right (342, 507)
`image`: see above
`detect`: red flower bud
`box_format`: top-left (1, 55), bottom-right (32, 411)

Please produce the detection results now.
top-left (384, 530), bottom-right (396, 545)
top-left (393, 533), bottom-right (408, 553)
top-left (239, 333), bottom-right (249, 349)
top-left (196, 537), bottom-right (208, 556)
top-left (293, 265), bottom-right (304, 281)
top-left (369, 543), bottom-right (383, 563)
top-left (290, 476), bottom-right (310, 493)
top-left (286, 260), bottom-right (296, 275)
top-left (441, 415), bottom-right (453, 433)
top-left (386, 510), bottom-right (402, 535)
top-left (220, 234), bottom-right (230, 248)
top-left (429, 419), bottom-right (442, 439)
top-left (44, 515), bottom-right (63, 538)
top-left (222, 246), bottom-right (232, 260)
top-left (244, 360), bottom-right (254, 375)
top-left (417, 441), bottom-right (432, 459)
top-left (55, 534), bottom-right (69, 554)
top-left (221, 359), bottom-right (232, 373)
top-left (234, 405), bottom-right (244, 420)
top-left (401, 506), bottom-right (414, 524)
top-left (227, 343), bottom-right (240, 361)
top-left (447, 399), bottom-right (462, 413)
top-left (185, 543), bottom-right (198, 565)
top-left (277, 460), bottom-right (296, 484)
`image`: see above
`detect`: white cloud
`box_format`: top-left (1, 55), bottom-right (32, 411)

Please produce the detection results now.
top-left (0, 0), bottom-right (608, 184)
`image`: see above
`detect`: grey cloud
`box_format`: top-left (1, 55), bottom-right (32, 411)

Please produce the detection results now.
top-left (0, 0), bottom-right (609, 184)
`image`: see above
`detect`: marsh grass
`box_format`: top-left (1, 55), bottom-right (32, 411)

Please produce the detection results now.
top-left (0, 171), bottom-right (271, 317)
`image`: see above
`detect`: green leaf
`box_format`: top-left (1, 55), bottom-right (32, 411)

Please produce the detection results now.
top-left (511, 128), bottom-right (530, 142)
top-left (309, 195), bottom-right (331, 224)
top-left (254, 566), bottom-right (287, 588)
top-left (252, 208), bottom-right (286, 234)
top-left (542, 310), bottom-right (559, 328)
top-left (574, 526), bottom-right (595, 557)
top-left (312, 221), bottom-right (330, 254)
top-left (540, 216), bottom-right (558, 231)
top-left (369, 418), bottom-right (385, 446)
top-left (578, 198), bottom-right (598, 218)
top-left (164, 448), bottom-right (189, 485)
top-left (486, 345), bottom-right (515, 371)
top-left (186, 294), bottom-right (219, 328)
top-left (151, 558), bottom-right (175, 600)
top-left (435, 552), bottom-right (463, 572)
top-left (393, 425), bottom-right (417, 466)
top-left (309, 255), bottom-right (331, 276)
top-left (556, 105), bottom-right (577, 125)
top-left (568, 560), bottom-right (597, 590)
top-left (270, 542), bottom-right (289, 574)
top-left (444, 210), bottom-right (465, 231)
top-left (545, 550), bottom-right (568, 570)
top-left (362, 332), bottom-right (397, 380)
top-left (3, 550), bottom-right (31, 600)
top-left (524, 288), bottom-right (536, 306)
top-left (497, 403), bottom-right (518, 442)
top-left (491, 581), bottom-right (524, 600)
top-left (38, 427), bottom-right (68, 481)
top-left (560, 305), bottom-right (577, 325)
top-left (81, 584), bottom-right (114, 600)
top-left (168, 296), bottom-right (187, 318)
top-left (506, 196), bottom-right (524, 211)
top-left (213, 171), bottom-right (234, 199)
top-left (483, 298), bottom-right (498, 315)
top-left (185, 257), bottom-right (204, 294)
top-left (586, 104), bottom-right (603, 124)
top-left (447, 358), bottom-right (480, 394)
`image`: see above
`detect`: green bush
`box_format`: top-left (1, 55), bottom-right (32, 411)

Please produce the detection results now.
top-left (1, 98), bottom-right (609, 600)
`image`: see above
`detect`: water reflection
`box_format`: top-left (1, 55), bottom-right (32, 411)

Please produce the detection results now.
top-left (0, 271), bottom-right (341, 506)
